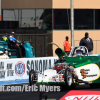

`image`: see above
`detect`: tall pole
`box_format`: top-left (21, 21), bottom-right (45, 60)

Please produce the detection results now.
top-left (71, 0), bottom-right (74, 47)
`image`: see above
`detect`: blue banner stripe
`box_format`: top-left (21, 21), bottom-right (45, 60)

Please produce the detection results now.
top-left (0, 79), bottom-right (29, 85)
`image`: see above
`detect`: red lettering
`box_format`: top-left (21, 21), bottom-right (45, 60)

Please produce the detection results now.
top-left (83, 96), bottom-right (88, 100)
top-left (73, 96), bottom-right (83, 100)
top-left (39, 22), bottom-right (41, 26)
top-left (67, 97), bottom-right (71, 100)
top-left (83, 96), bottom-right (94, 100)
top-left (94, 96), bottom-right (100, 100)
top-left (89, 96), bottom-right (94, 100)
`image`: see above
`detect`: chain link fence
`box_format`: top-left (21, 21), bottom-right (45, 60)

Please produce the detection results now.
top-left (0, 29), bottom-right (53, 57)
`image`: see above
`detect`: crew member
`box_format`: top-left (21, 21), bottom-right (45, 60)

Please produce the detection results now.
top-left (8, 31), bottom-right (22, 58)
top-left (63, 36), bottom-right (71, 55)
top-left (79, 32), bottom-right (93, 55)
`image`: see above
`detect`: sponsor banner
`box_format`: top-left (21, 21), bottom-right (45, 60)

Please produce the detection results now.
top-left (0, 57), bottom-right (58, 82)
top-left (60, 90), bottom-right (100, 100)
top-left (75, 64), bottom-right (100, 81)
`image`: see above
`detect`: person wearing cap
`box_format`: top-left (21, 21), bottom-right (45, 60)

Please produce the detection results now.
top-left (8, 31), bottom-right (22, 58)
top-left (79, 32), bottom-right (93, 54)
top-left (63, 36), bottom-right (71, 55)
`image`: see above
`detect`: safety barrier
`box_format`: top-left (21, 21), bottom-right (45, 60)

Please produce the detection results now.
top-left (0, 56), bottom-right (58, 85)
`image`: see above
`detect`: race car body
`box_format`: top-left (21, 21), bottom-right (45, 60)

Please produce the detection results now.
top-left (37, 69), bottom-right (64, 84)
top-left (29, 46), bottom-right (100, 88)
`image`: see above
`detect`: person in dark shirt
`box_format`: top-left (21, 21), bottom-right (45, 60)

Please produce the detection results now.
top-left (8, 31), bottom-right (22, 58)
top-left (79, 32), bottom-right (93, 54)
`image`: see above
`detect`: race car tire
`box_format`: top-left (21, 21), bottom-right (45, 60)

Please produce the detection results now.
top-left (64, 68), bottom-right (73, 88)
top-left (29, 70), bottom-right (37, 86)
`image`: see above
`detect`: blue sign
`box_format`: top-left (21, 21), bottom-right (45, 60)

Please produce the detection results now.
top-left (15, 62), bottom-right (25, 76)
top-left (52, 76), bottom-right (56, 81)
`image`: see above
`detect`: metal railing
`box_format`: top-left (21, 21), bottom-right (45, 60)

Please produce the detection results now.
top-left (75, 40), bottom-right (100, 54)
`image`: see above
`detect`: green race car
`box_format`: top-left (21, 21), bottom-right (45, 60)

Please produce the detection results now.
top-left (29, 46), bottom-right (100, 88)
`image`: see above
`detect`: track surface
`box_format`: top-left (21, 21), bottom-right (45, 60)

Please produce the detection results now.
top-left (0, 83), bottom-right (100, 100)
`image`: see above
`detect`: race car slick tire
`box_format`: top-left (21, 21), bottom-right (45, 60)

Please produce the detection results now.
top-left (64, 68), bottom-right (73, 89)
top-left (29, 70), bottom-right (37, 86)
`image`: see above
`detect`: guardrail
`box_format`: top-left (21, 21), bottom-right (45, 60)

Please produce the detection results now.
top-left (0, 56), bottom-right (58, 85)
top-left (75, 40), bottom-right (100, 54)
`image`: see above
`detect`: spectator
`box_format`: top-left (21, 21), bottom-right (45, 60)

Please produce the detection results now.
top-left (63, 36), bottom-right (71, 55)
top-left (8, 31), bottom-right (22, 58)
top-left (79, 32), bottom-right (93, 54)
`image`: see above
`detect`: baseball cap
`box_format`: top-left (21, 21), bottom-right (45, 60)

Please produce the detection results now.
top-left (11, 31), bottom-right (15, 34)
top-left (85, 32), bottom-right (89, 38)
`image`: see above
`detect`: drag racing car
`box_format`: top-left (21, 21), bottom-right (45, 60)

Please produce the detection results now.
top-left (29, 46), bottom-right (100, 88)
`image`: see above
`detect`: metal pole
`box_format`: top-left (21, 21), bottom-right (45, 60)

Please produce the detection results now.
top-left (71, 0), bottom-right (74, 47)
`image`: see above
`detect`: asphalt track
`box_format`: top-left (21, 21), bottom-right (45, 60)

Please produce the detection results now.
top-left (0, 83), bottom-right (100, 100)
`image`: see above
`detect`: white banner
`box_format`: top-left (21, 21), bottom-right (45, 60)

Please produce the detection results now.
top-left (0, 56), bottom-right (58, 82)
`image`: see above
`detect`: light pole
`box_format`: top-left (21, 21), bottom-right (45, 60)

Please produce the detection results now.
top-left (71, 0), bottom-right (74, 47)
